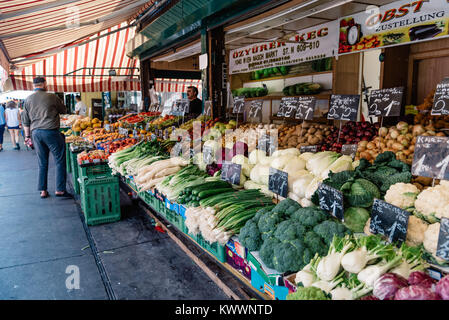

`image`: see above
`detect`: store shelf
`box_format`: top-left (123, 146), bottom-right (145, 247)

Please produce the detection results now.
top-left (244, 70), bottom-right (333, 83)
top-left (244, 90), bottom-right (332, 101)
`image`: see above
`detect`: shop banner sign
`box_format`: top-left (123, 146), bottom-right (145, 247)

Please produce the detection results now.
top-left (338, 0), bottom-right (449, 54)
top-left (229, 21), bottom-right (338, 74)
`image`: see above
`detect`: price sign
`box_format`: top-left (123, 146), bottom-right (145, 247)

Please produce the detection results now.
top-left (368, 87), bottom-right (404, 117)
top-left (233, 96), bottom-right (245, 114)
top-left (341, 144), bottom-right (358, 159)
top-left (370, 199), bottom-right (409, 244)
top-left (328, 94), bottom-right (360, 121)
top-left (411, 136), bottom-right (449, 180)
top-left (431, 82), bottom-right (449, 116)
top-left (221, 162), bottom-right (242, 185)
top-left (258, 134), bottom-right (277, 156)
top-left (203, 146), bottom-right (215, 165)
top-left (248, 100), bottom-right (263, 118)
top-left (295, 97), bottom-right (316, 120)
top-left (268, 167), bottom-right (288, 198)
top-left (318, 184), bottom-right (344, 221)
top-left (436, 218), bottom-right (449, 261)
top-left (299, 145), bottom-right (318, 153)
top-left (277, 97), bottom-right (297, 118)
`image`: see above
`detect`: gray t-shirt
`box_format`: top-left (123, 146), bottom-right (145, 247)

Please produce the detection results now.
top-left (22, 90), bottom-right (66, 131)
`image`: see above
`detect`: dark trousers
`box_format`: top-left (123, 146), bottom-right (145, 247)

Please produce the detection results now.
top-left (0, 124), bottom-right (5, 145)
top-left (33, 129), bottom-right (66, 192)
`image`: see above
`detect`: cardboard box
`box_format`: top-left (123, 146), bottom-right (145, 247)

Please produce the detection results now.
top-left (250, 268), bottom-right (289, 300)
top-left (246, 251), bottom-right (283, 286)
top-left (283, 273), bottom-right (297, 294)
top-left (225, 246), bottom-right (251, 281)
top-left (226, 236), bottom-right (247, 259)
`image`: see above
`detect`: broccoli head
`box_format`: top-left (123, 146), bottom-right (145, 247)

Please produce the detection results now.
top-left (313, 220), bottom-right (350, 245)
top-left (259, 237), bottom-right (280, 269)
top-left (272, 239), bottom-right (306, 273)
top-left (291, 207), bottom-right (328, 227)
top-left (380, 171), bottom-right (412, 194)
top-left (274, 220), bottom-right (306, 242)
top-left (272, 198), bottom-right (301, 216)
top-left (253, 206), bottom-right (273, 224)
top-left (257, 211), bottom-right (283, 234)
top-left (286, 286), bottom-right (330, 300)
top-left (304, 231), bottom-right (328, 257)
top-left (239, 219), bottom-right (263, 251)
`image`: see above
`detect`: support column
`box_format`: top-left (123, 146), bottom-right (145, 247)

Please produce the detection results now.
top-left (200, 25), bottom-right (209, 113)
top-left (207, 25), bottom-right (227, 120)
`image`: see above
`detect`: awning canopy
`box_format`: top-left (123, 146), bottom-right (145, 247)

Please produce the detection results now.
top-left (155, 78), bottom-right (201, 93)
top-left (6, 22), bottom-right (141, 92)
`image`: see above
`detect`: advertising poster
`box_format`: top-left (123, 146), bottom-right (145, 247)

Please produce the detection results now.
top-left (229, 21), bottom-right (338, 74)
top-left (338, 0), bottom-right (449, 54)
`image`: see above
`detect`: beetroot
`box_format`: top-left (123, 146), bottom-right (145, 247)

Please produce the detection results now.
top-left (435, 275), bottom-right (449, 300)
top-left (373, 273), bottom-right (409, 300)
top-left (394, 285), bottom-right (441, 300)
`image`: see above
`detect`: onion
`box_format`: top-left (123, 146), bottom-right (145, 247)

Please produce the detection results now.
top-left (390, 129), bottom-right (399, 140)
top-left (379, 127), bottom-right (388, 137)
top-left (412, 125), bottom-right (425, 137)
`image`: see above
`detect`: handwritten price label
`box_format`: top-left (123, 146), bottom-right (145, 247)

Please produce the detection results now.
top-left (412, 136), bottom-right (449, 180)
top-left (318, 184), bottom-right (344, 221)
top-left (368, 87), bottom-right (403, 117)
top-left (328, 94), bottom-right (360, 121)
top-left (370, 199), bottom-right (409, 244)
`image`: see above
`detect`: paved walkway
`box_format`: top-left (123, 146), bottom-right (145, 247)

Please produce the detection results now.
top-left (0, 133), bottom-right (229, 300)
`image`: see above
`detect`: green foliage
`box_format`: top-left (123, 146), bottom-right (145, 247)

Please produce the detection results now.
top-left (286, 286), bottom-right (330, 300)
top-left (343, 207), bottom-right (370, 233)
top-left (341, 178), bottom-right (380, 208)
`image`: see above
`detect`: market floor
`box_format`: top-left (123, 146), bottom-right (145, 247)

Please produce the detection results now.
top-left (0, 133), bottom-right (229, 300)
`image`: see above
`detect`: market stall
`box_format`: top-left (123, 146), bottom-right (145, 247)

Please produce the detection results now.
top-left (61, 0), bottom-right (449, 301)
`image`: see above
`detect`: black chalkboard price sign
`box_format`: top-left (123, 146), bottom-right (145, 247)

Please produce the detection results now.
top-left (277, 97), bottom-right (298, 118)
top-left (411, 135), bottom-right (449, 180)
top-left (368, 87), bottom-right (403, 117)
top-left (300, 145), bottom-right (318, 153)
top-left (268, 167), bottom-right (288, 198)
top-left (318, 183), bottom-right (344, 221)
top-left (248, 100), bottom-right (263, 118)
top-left (431, 82), bottom-right (449, 116)
top-left (221, 162), bottom-right (242, 185)
top-left (341, 144), bottom-right (358, 159)
top-left (436, 218), bottom-right (449, 261)
top-left (328, 94), bottom-right (360, 121)
top-left (233, 96), bottom-right (245, 114)
top-left (370, 199), bottom-right (409, 244)
top-left (258, 133), bottom-right (277, 156)
top-left (295, 96), bottom-right (316, 120)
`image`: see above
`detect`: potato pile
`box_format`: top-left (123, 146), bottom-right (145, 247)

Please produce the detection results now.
top-left (278, 122), bottom-right (332, 149)
top-left (356, 121), bottom-right (445, 165)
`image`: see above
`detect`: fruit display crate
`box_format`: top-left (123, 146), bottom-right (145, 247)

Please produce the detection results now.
top-left (78, 163), bottom-right (112, 181)
top-left (69, 149), bottom-right (81, 194)
top-left (66, 143), bottom-right (72, 174)
top-left (79, 175), bottom-right (121, 226)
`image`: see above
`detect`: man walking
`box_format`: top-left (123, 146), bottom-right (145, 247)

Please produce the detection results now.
top-left (22, 77), bottom-right (70, 199)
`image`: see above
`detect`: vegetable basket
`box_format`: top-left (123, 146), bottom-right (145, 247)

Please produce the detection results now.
top-left (78, 162), bottom-right (111, 180)
top-left (69, 149), bottom-right (81, 194)
top-left (79, 175), bottom-right (121, 226)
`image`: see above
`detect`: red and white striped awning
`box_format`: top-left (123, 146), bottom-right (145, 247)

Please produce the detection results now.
top-left (155, 78), bottom-right (201, 93)
top-left (0, 1), bottom-right (151, 63)
top-left (7, 22), bottom-right (141, 92)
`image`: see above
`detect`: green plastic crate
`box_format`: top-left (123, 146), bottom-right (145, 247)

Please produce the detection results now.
top-left (164, 208), bottom-right (184, 232)
top-left (66, 143), bottom-right (72, 174)
top-left (80, 175), bottom-right (121, 226)
top-left (185, 230), bottom-right (226, 263)
top-left (78, 163), bottom-right (111, 180)
top-left (70, 150), bottom-right (81, 194)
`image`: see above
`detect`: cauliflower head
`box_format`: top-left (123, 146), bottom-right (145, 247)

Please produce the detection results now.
top-left (423, 222), bottom-right (446, 264)
top-left (384, 182), bottom-right (419, 210)
top-left (414, 181), bottom-right (449, 223)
